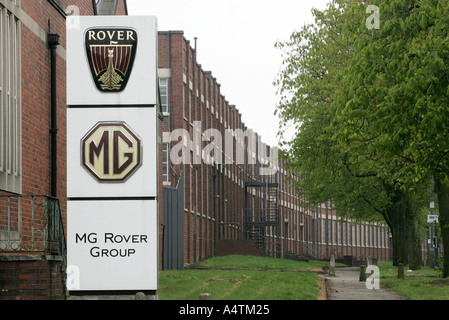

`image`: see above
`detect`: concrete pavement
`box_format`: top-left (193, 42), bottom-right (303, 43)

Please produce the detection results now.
top-left (325, 267), bottom-right (407, 300)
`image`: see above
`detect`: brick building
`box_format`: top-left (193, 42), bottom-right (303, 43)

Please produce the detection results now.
top-left (0, 0), bottom-right (129, 300)
top-left (157, 31), bottom-right (392, 269)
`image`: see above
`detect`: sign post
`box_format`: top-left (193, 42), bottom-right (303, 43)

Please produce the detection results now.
top-left (428, 177), bottom-right (437, 268)
top-left (66, 16), bottom-right (158, 296)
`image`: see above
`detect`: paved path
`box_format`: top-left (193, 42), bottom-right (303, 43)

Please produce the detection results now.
top-left (325, 267), bottom-right (407, 300)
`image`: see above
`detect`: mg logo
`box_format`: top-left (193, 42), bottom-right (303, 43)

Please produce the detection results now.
top-left (81, 122), bottom-right (142, 182)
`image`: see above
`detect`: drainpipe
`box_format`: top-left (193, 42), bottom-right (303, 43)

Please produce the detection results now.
top-left (212, 165), bottom-right (217, 256)
top-left (221, 164), bottom-right (225, 240)
top-left (48, 33), bottom-right (59, 198)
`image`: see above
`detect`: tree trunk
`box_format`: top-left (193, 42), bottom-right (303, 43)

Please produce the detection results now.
top-left (435, 175), bottom-right (449, 278)
top-left (389, 208), bottom-right (408, 266)
top-left (405, 199), bottom-right (421, 270)
top-left (385, 189), bottom-right (420, 268)
top-left (386, 193), bottom-right (408, 266)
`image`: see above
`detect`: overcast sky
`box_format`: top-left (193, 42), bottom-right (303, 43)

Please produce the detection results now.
top-left (126, 0), bottom-right (330, 147)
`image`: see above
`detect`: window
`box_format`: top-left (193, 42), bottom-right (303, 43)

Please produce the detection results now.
top-left (0, 5), bottom-right (21, 194)
top-left (368, 225), bottom-right (372, 247)
top-left (162, 143), bottom-right (169, 182)
top-left (94, 0), bottom-right (118, 15)
top-left (373, 226), bottom-right (376, 247)
top-left (294, 212), bottom-right (298, 242)
top-left (189, 88), bottom-right (192, 123)
top-left (357, 224), bottom-right (362, 247)
top-left (345, 222), bottom-right (352, 246)
top-left (182, 83), bottom-right (185, 118)
top-left (194, 167), bottom-right (198, 214)
top-left (321, 219), bottom-right (325, 243)
top-left (337, 222), bottom-right (346, 245)
top-left (159, 78), bottom-right (168, 113)
top-left (379, 227), bottom-right (382, 248)
top-left (332, 220), bottom-right (336, 244)
top-left (381, 228), bottom-right (384, 248)
top-left (352, 225), bottom-right (355, 246)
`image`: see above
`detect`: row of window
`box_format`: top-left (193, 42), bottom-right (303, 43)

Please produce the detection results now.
top-left (274, 210), bottom-right (389, 249)
top-left (320, 219), bottom-right (389, 248)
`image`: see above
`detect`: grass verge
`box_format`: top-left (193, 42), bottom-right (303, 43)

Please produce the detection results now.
top-left (378, 261), bottom-right (449, 300)
top-left (157, 255), bottom-right (326, 300)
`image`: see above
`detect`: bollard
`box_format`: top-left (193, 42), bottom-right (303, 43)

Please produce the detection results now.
top-left (329, 255), bottom-right (336, 277)
top-left (199, 293), bottom-right (212, 300)
top-left (359, 265), bottom-right (367, 282)
top-left (135, 292), bottom-right (146, 300)
top-left (398, 263), bottom-right (405, 279)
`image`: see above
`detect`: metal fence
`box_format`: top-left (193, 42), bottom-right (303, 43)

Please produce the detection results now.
top-left (163, 173), bottom-right (184, 271)
top-left (0, 194), bottom-right (66, 255)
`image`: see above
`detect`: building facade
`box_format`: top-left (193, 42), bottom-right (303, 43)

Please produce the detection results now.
top-left (157, 31), bottom-right (392, 268)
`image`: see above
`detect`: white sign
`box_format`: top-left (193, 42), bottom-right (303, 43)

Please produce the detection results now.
top-left (66, 15), bottom-right (159, 294)
top-left (67, 200), bottom-right (158, 291)
top-left (428, 215), bottom-right (438, 223)
top-left (67, 16), bottom-right (158, 106)
top-left (67, 107), bottom-right (157, 198)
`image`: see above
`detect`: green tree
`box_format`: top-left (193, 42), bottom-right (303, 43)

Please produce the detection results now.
top-left (337, 0), bottom-right (449, 276)
top-left (275, 0), bottom-right (426, 268)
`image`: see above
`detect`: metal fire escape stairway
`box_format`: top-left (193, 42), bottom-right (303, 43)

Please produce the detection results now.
top-left (244, 171), bottom-right (281, 257)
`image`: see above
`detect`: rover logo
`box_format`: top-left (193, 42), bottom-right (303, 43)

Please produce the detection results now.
top-left (85, 28), bottom-right (137, 92)
top-left (81, 122), bottom-right (142, 182)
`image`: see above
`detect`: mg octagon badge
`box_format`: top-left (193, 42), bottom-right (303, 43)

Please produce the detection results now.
top-left (81, 122), bottom-right (142, 183)
top-left (67, 107), bottom-right (157, 199)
